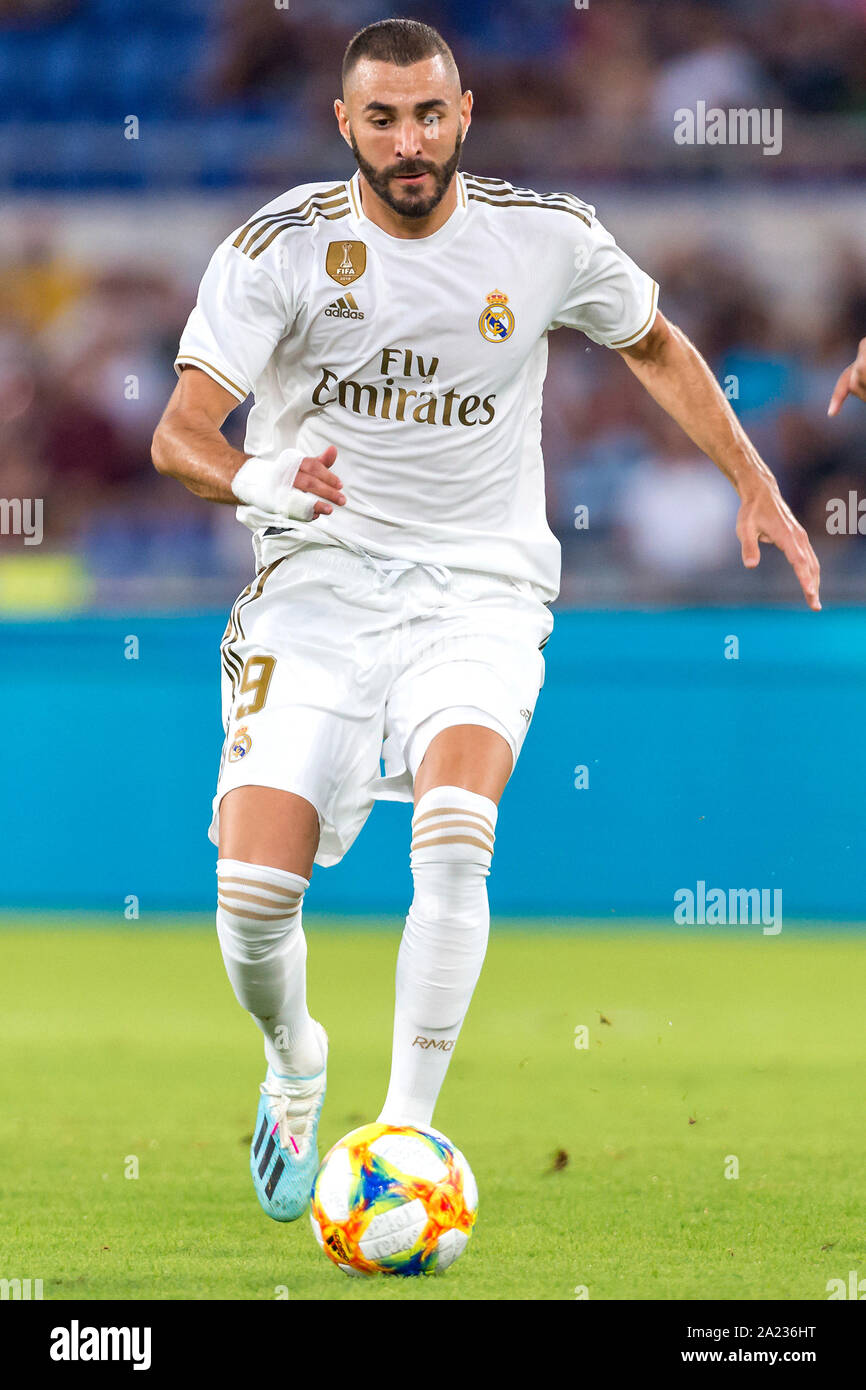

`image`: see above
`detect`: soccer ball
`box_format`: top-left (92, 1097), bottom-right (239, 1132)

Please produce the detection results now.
top-left (310, 1123), bottom-right (478, 1276)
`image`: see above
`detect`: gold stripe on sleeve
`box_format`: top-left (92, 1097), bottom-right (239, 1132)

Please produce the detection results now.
top-left (238, 191), bottom-right (351, 257)
top-left (232, 185), bottom-right (347, 247)
top-left (465, 190), bottom-right (591, 227)
top-left (175, 356), bottom-right (247, 399)
top-left (247, 204), bottom-right (350, 260)
top-left (610, 281), bottom-right (659, 348)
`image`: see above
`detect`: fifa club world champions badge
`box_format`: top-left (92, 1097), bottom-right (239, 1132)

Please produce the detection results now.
top-left (326, 240), bottom-right (367, 286)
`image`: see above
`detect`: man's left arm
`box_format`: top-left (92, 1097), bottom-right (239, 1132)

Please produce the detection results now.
top-left (617, 310), bottom-right (821, 611)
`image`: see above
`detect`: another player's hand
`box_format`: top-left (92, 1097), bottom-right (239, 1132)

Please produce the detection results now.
top-left (293, 445), bottom-right (346, 517)
top-left (827, 337), bottom-right (866, 416)
top-left (737, 480), bottom-right (821, 611)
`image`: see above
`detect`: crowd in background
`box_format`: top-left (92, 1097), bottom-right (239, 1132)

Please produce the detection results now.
top-left (2, 0), bottom-right (866, 129)
top-left (3, 223), bottom-right (866, 607)
top-left (1, 0), bottom-right (866, 184)
top-left (1, 0), bottom-right (865, 607)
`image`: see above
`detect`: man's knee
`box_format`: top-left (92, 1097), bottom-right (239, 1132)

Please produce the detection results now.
top-left (218, 786), bottom-right (320, 879)
top-left (216, 859), bottom-right (309, 961)
top-left (413, 725), bottom-right (512, 805)
top-left (411, 784), bottom-right (497, 871)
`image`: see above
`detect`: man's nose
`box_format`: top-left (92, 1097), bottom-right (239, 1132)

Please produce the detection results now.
top-left (393, 123), bottom-right (425, 160)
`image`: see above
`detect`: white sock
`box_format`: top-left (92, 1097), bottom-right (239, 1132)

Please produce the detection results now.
top-left (216, 858), bottom-right (324, 1078)
top-left (378, 786), bottom-right (497, 1128)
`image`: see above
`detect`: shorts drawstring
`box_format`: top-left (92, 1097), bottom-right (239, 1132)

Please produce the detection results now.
top-left (369, 558), bottom-right (452, 590)
top-left (332, 538), bottom-right (452, 590)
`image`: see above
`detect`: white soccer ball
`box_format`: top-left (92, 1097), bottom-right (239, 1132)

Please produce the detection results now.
top-left (310, 1123), bottom-right (478, 1276)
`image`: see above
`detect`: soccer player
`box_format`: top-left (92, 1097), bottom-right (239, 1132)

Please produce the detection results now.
top-left (151, 18), bottom-right (821, 1222)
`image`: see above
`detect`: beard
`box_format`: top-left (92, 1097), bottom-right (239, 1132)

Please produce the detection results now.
top-left (349, 126), bottom-right (463, 220)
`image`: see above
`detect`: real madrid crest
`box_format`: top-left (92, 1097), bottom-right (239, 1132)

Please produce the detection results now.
top-left (326, 240), bottom-right (367, 286)
top-left (228, 726), bottom-right (252, 762)
top-left (479, 289), bottom-right (514, 343)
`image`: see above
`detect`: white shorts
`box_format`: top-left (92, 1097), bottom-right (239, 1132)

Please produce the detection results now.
top-left (210, 542), bottom-right (554, 867)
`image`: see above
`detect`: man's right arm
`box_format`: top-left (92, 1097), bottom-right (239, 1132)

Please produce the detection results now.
top-left (151, 365), bottom-right (345, 517)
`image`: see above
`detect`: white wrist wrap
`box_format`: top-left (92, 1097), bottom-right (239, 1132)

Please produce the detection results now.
top-left (231, 450), bottom-right (317, 521)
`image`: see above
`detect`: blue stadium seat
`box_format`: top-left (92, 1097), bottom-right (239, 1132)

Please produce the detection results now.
top-left (39, 28), bottom-right (91, 118)
top-left (83, 0), bottom-right (209, 36)
top-left (0, 35), bottom-right (42, 118)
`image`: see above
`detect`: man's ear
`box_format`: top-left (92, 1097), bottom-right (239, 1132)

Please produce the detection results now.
top-left (334, 98), bottom-right (352, 148)
top-left (460, 88), bottom-right (473, 138)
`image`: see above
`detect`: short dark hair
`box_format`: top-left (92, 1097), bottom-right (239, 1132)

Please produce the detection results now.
top-left (342, 17), bottom-right (458, 88)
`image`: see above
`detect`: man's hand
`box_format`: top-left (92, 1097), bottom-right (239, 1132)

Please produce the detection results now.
top-left (737, 480), bottom-right (821, 611)
top-left (291, 445), bottom-right (345, 517)
top-left (618, 313), bottom-right (821, 611)
top-left (152, 368), bottom-right (347, 517)
top-left (828, 337), bottom-right (866, 416)
top-left (231, 445), bottom-right (345, 520)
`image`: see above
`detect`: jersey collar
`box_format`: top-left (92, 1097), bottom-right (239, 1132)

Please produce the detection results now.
top-left (346, 170), bottom-right (468, 254)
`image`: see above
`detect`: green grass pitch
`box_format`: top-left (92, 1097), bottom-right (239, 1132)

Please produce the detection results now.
top-left (1, 919), bottom-right (863, 1301)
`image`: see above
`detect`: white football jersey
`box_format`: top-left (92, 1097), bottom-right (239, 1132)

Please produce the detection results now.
top-left (175, 171), bottom-right (658, 601)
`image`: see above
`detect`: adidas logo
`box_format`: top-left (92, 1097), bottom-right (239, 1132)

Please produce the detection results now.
top-left (325, 292), bottom-right (365, 320)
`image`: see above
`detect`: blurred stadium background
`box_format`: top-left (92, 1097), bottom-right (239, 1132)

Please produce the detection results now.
top-left (1, 0), bottom-right (864, 916)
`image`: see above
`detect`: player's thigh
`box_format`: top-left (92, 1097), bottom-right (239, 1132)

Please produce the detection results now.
top-left (413, 723), bottom-right (513, 804)
top-left (214, 549), bottom-right (395, 871)
top-left (388, 573), bottom-right (553, 806)
top-left (214, 700), bottom-right (385, 873)
top-left (218, 786), bottom-right (320, 879)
